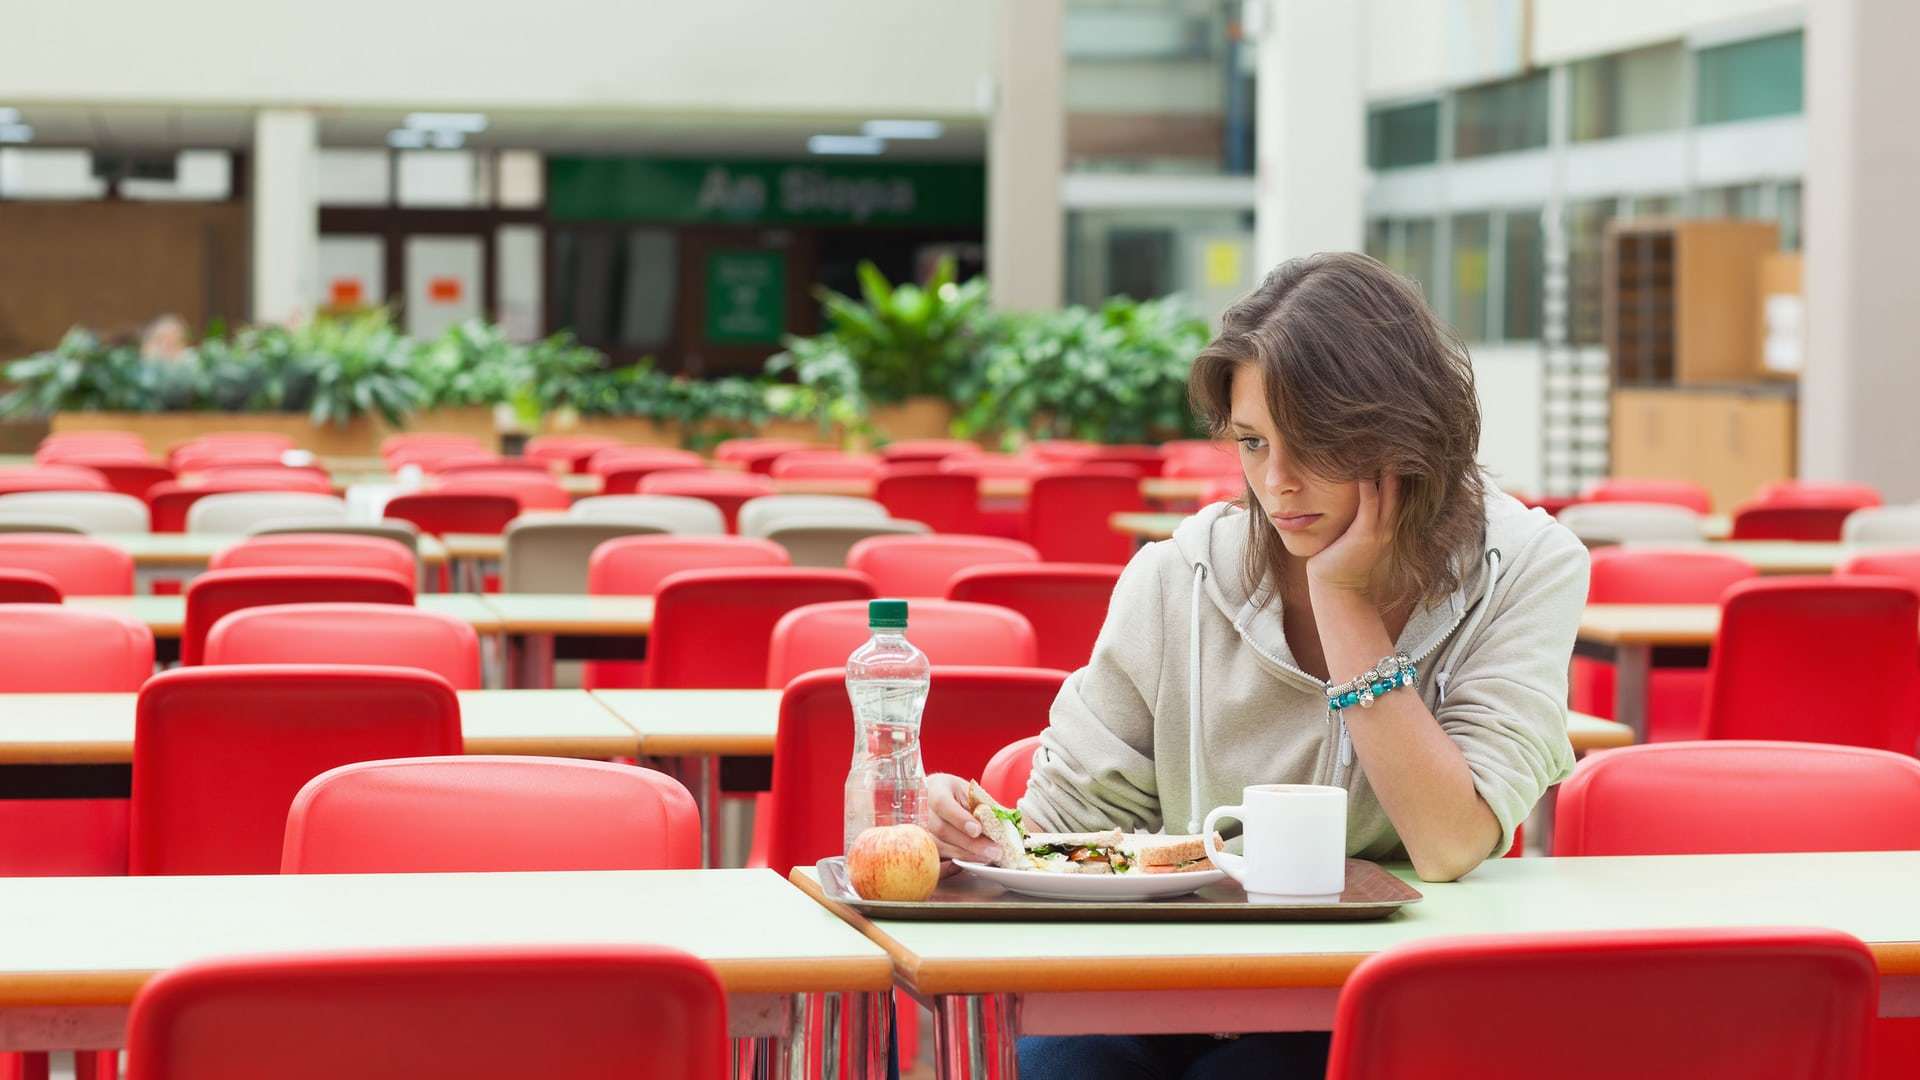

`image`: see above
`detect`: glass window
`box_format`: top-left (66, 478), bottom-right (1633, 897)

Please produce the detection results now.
top-left (317, 149), bottom-right (391, 207)
top-left (1778, 180), bottom-right (1802, 251)
top-left (0, 148), bottom-right (106, 199)
top-left (396, 150), bottom-right (479, 208)
top-left (1696, 31), bottom-right (1803, 125)
top-left (1566, 197), bottom-right (1617, 346)
top-left (1693, 182), bottom-right (1764, 218)
top-left (1065, 206), bottom-right (1254, 320)
top-left (1453, 72), bottom-right (1549, 158)
top-left (1364, 217), bottom-right (1438, 307)
top-left (1368, 101), bottom-right (1440, 169)
top-left (1449, 213), bottom-right (1492, 342)
top-left (1569, 43), bottom-right (1686, 141)
top-left (1502, 208), bottom-right (1543, 341)
top-left (549, 227), bottom-right (680, 350)
top-left (1064, 0), bottom-right (1252, 175)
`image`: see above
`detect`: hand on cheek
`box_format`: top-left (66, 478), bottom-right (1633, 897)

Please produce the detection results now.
top-left (1306, 475), bottom-right (1399, 595)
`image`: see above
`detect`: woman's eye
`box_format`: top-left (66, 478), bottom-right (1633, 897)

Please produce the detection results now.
top-left (1237, 436), bottom-right (1267, 452)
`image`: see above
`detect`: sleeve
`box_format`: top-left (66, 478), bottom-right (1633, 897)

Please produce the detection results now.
top-left (1016, 544), bottom-right (1171, 835)
top-left (1434, 524), bottom-right (1588, 857)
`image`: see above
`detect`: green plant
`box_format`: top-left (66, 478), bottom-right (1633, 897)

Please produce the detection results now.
top-left (279, 311), bottom-right (426, 426)
top-left (779, 256), bottom-right (988, 406)
top-left (0, 329), bottom-right (163, 416)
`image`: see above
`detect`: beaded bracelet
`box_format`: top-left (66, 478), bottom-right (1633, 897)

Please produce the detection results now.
top-left (1325, 652), bottom-right (1418, 714)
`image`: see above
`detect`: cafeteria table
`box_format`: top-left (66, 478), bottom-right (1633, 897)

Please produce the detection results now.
top-left (0, 869), bottom-right (893, 1076)
top-left (479, 594), bottom-right (656, 689)
top-left (794, 850), bottom-right (1920, 1078)
top-left (1575, 603), bottom-right (1719, 741)
top-left (79, 532), bottom-right (450, 590)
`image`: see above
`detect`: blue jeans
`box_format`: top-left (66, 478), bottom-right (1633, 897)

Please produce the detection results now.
top-left (1017, 1033), bottom-right (1331, 1080)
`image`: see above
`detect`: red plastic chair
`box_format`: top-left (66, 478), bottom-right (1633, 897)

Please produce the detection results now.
top-left (583, 536), bottom-right (792, 688)
top-left (845, 534), bottom-right (1040, 597)
top-left (525, 435), bottom-right (624, 474)
top-left (647, 568), bottom-right (876, 692)
top-left (880, 439), bottom-right (980, 465)
top-left (766, 600), bottom-right (1037, 687)
top-left (1573, 548), bottom-right (1756, 741)
top-left (769, 451), bottom-right (881, 480)
top-left (0, 466), bottom-right (109, 496)
top-left (588, 446), bottom-right (703, 474)
top-left (1702, 577), bottom-right (1920, 752)
top-left (1729, 502), bottom-right (1853, 541)
top-left (38, 431), bottom-right (146, 456)
top-left (1840, 550), bottom-right (1920, 594)
top-left (0, 569), bottom-right (62, 603)
top-left (171, 449), bottom-right (306, 475)
top-left (1083, 445), bottom-right (1166, 477)
top-left (282, 756), bottom-right (700, 872)
top-left (1756, 480), bottom-right (1882, 510)
top-left (384, 491), bottom-right (521, 537)
top-left (980, 734), bottom-right (1042, 807)
top-left (181, 567), bottom-right (414, 666)
top-left (871, 466), bottom-right (983, 534)
top-left (1324, 927), bottom-right (1876, 1080)
top-left (129, 665), bottom-right (462, 875)
top-left (437, 473), bottom-right (570, 511)
top-left (168, 431), bottom-right (294, 461)
top-left (388, 447), bottom-right (498, 472)
top-left (190, 466), bottom-right (332, 491)
top-left (0, 534), bottom-right (135, 595)
top-left (149, 480), bottom-right (330, 532)
top-left (638, 471), bottom-right (777, 532)
top-left (1582, 479), bottom-right (1713, 514)
top-left (123, 946), bottom-right (729, 1080)
top-left (209, 534), bottom-right (415, 581)
top-left (939, 454), bottom-right (1048, 479)
top-left (34, 455), bottom-right (175, 500)
top-left (431, 458), bottom-right (556, 477)
top-left (1162, 453), bottom-right (1241, 479)
top-left (713, 437), bottom-right (819, 474)
top-left (599, 463), bottom-right (707, 495)
top-left (204, 603), bottom-right (481, 689)
top-left (380, 432), bottom-right (487, 460)
top-left (946, 563), bottom-right (1122, 672)
top-left (1026, 470), bottom-right (1147, 563)
top-left (1022, 439), bottom-right (1099, 464)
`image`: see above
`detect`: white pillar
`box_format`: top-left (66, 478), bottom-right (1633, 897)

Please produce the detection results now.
top-left (987, 0), bottom-right (1064, 311)
top-left (251, 109), bottom-right (319, 325)
top-left (1800, 0), bottom-right (1920, 501)
top-left (1251, 0), bottom-right (1364, 272)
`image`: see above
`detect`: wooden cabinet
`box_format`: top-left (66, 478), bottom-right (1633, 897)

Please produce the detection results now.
top-left (1611, 388), bottom-right (1797, 512)
top-left (1605, 220), bottom-right (1781, 386)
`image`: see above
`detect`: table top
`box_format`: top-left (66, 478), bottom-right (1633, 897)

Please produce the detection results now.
top-left (66, 593), bottom-right (502, 638)
top-left (794, 851), bottom-right (1920, 996)
top-left (1690, 540), bottom-right (1847, 575)
top-left (0, 869), bottom-right (889, 1006)
top-left (1577, 604), bottom-right (1719, 647)
top-left (85, 532), bottom-right (449, 568)
top-left (481, 594), bottom-right (656, 635)
top-left (1111, 511), bottom-right (1186, 542)
top-left (0, 689), bottom-right (638, 764)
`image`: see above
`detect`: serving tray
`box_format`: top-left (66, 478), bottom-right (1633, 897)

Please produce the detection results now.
top-left (815, 857), bottom-right (1420, 922)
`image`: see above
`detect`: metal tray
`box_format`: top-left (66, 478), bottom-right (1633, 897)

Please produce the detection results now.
top-left (815, 857), bottom-right (1420, 922)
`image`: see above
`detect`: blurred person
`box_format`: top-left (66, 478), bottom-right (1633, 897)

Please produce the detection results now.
top-left (140, 314), bottom-right (191, 361)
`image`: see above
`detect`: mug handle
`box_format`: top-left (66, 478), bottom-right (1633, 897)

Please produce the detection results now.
top-left (1202, 805), bottom-right (1244, 881)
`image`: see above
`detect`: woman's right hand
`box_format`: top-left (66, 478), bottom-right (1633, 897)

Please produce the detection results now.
top-left (927, 772), bottom-right (1004, 864)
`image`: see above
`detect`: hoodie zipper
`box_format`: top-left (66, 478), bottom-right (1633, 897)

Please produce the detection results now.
top-left (1327, 600), bottom-right (1475, 789)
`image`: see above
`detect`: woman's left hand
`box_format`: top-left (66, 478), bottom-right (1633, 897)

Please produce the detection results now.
top-left (1307, 475), bottom-right (1399, 595)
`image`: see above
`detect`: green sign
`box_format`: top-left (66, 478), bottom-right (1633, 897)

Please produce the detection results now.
top-left (704, 250), bottom-right (787, 345)
top-left (547, 157), bottom-right (985, 228)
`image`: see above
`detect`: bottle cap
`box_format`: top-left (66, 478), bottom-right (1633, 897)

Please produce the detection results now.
top-left (868, 599), bottom-right (908, 630)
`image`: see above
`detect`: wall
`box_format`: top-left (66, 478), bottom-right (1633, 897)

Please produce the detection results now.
top-left (1472, 343), bottom-right (1544, 495)
top-left (1533, 0), bottom-right (1802, 63)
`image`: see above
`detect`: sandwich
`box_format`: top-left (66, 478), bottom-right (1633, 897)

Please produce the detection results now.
top-left (965, 782), bottom-right (1219, 875)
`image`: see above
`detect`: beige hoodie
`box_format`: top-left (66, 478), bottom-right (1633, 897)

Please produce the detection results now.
top-left (1019, 490), bottom-right (1589, 860)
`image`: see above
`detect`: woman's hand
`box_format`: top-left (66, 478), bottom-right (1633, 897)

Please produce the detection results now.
top-left (926, 772), bottom-right (1004, 863)
top-left (1307, 474), bottom-right (1400, 595)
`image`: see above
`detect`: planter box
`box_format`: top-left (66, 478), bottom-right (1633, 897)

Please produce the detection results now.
top-left (51, 407), bottom-right (499, 458)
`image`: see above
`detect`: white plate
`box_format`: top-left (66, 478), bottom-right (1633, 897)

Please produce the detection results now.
top-left (952, 859), bottom-right (1226, 901)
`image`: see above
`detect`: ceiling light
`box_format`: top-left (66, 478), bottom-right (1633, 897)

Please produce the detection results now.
top-left (386, 128), bottom-right (429, 149)
top-left (862, 119), bottom-right (943, 140)
top-left (808, 134), bottom-right (885, 156)
top-left (404, 112), bottom-right (488, 133)
top-left (0, 108), bottom-right (19, 125)
top-left (0, 123), bottom-right (33, 144)
top-left (427, 129), bottom-right (465, 149)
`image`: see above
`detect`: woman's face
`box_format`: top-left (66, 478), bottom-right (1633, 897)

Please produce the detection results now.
top-left (1228, 363), bottom-right (1361, 559)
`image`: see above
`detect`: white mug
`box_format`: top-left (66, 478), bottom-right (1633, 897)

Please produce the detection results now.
top-left (1203, 784), bottom-right (1348, 901)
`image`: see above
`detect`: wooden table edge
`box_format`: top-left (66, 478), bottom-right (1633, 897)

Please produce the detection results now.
top-left (460, 736), bottom-right (640, 759)
top-left (1575, 627), bottom-right (1718, 647)
top-left (0, 744), bottom-right (133, 766)
top-left (1568, 729), bottom-right (1634, 752)
top-left (639, 735), bottom-right (777, 757)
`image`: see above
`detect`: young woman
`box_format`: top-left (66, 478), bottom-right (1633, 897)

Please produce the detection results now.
top-left (924, 252), bottom-right (1590, 1078)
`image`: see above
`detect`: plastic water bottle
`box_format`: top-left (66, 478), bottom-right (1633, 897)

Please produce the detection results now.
top-left (842, 599), bottom-right (931, 853)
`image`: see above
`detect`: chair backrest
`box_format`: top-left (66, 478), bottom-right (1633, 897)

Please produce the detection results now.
top-left (1703, 577), bottom-right (1920, 751)
top-left (0, 490), bottom-right (150, 532)
top-left (637, 471), bottom-right (776, 530)
top-left (124, 945), bottom-right (729, 1080)
top-left (1083, 444), bottom-right (1166, 477)
top-left (598, 463), bottom-right (708, 495)
top-left (767, 667), bottom-right (1068, 873)
top-left (1026, 471), bottom-right (1146, 563)
top-left (0, 568), bottom-right (63, 603)
top-left (1755, 480), bottom-right (1882, 510)
top-left (182, 567), bottom-right (415, 666)
top-left (1023, 440), bottom-right (1099, 463)
top-left (1842, 506), bottom-right (1920, 544)
top-left (1162, 453), bottom-right (1241, 479)
top-left (587, 535), bottom-right (791, 597)
top-left (713, 437), bottom-right (818, 473)
top-left (282, 756), bottom-right (699, 872)
top-left (1729, 503), bottom-right (1853, 541)
top-left (873, 466), bottom-right (983, 534)
top-left (1554, 741), bottom-right (1920, 856)
top-left (437, 473), bottom-right (571, 511)
top-left (250, 519), bottom-right (422, 553)
top-left (524, 434), bottom-right (623, 473)
top-left (186, 492), bottom-right (348, 534)
top-left (388, 447), bottom-right (496, 472)
top-left (761, 517), bottom-right (931, 568)
top-left (980, 734), bottom-right (1044, 807)
top-left (1585, 547), bottom-right (1757, 604)
top-left (204, 603), bottom-right (482, 689)
top-left (380, 432), bottom-right (487, 459)
top-left (1556, 502), bottom-right (1705, 545)
top-left (587, 446), bottom-right (705, 475)
top-left (648, 568), bottom-right (876, 690)
top-left (501, 520), bottom-right (669, 593)
top-left (569, 494), bottom-right (727, 535)
top-left (431, 458), bottom-right (556, 477)
top-left (34, 458), bottom-right (174, 500)
top-left (736, 494), bottom-right (888, 539)
top-left (768, 451), bottom-right (881, 480)
top-left (766, 600), bottom-right (1038, 687)
top-left (40, 431), bottom-right (147, 455)
top-left (129, 664), bottom-right (462, 875)
top-left (0, 605), bottom-right (153, 690)
top-left (845, 534), bottom-right (1041, 597)
top-left (0, 467), bottom-right (110, 496)
top-left (0, 533), bottom-right (135, 594)
top-left (384, 491), bottom-right (522, 537)
top-left (946, 562), bottom-right (1124, 672)
top-left (147, 481), bottom-right (298, 532)
top-left (1838, 549), bottom-right (1920, 594)
top-left (1582, 479), bottom-right (1713, 514)
top-left (939, 454), bottom-right (1048, 479)
top-left (210, 534), bottom-right (416, 580)
top-left (1324, 927), bottom-right (1876, 1080)
top-left (879, 439), bottom-right (980, 464)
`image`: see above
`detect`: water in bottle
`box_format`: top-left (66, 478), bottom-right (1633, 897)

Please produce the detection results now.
top-left (842, 598), bottom-right (931, 852)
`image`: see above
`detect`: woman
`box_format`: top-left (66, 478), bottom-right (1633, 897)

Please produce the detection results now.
top-left (925, 253), bottom-right (1589, 1078)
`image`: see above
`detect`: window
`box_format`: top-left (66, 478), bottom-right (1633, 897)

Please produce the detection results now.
top-left (1064, 0), bottom-right (1253, 175)
top-left (1693, 182), bottom-right (1764, 219)
top-left (1566, 198), bottom-right (1618, 346)
top-left (1777, 180), bottom-right (1802, 251)
top-left (1569, 43), bottom-right (1686, 141)
top-left (549, 227), bottom-right (680, 351)
top-left (1444, 208), bottom-right (1542, 344)
top-left (1502, 209), bottom-right (1543, 342)
top-left (1364, 217), bottom-right (1438, 307)
top-left (1453, 72), bottom-right (1549, 158)
top-left (1367, 101), bottom-right (1440, 170)
top-left (1065, 206), bottom-right (1254, 313)
top-left (1695, 31), bottom-right (1803, 125)
top-left (1449, 212), bottom-right (1491, 341)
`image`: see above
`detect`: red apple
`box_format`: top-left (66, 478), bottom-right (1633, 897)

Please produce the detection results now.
top-left (846, 824), bottom-right (940, 902)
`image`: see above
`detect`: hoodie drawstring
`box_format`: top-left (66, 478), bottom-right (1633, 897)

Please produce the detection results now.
top-left (1187, 562), bottom-right (1206, 834)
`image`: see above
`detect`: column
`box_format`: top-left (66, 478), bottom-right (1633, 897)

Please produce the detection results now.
top-left (1252, 0), bottom-right (1364, 272)
top-left (987, 0), bottom-right (1064, 311)
top-left (251, 109), bottom-right (319, 325)
top-left (1800, 0), bottom-right (1920, 501)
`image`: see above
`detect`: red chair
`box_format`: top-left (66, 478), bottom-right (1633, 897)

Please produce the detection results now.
top-left (947, 563), bottom-right (1122, 672)
top-left (769, 451), bottom-right (881, 480)
top-left (647, 568), bottom-right (876, 691)
top-left (980, 734), bottom-right (1042, 806)
top-left (203, 603), bottom-right (481, 689)
top-left (584, 536), bottom-right (792, 688)
top-left (1702, 577), bottom-right (1920, 752)
top-left (431, 458), bottom-right (556, 477)
top-left (379, 432), bottom-right (487, 460)
top-left (1162, 453), bottom-right (1241, 480)
top-left (181, 567), bottom-right (414, 666)
top-left (599, 463), bottom-right (708, 495)
top-left (880, 439), bottom-right (980, 465)
top-left (1756, 480), bottom-right (1882, 510)
top-left (209, 534), bottom-right (415, 581)
top-left (766, 600), bottom-right (1037, 687)
top-left (1840, 550), bottom-right (1920, 594)
top-left (1022, 439), bottom-right (1099, 464)
top-left (1025, 470), bottom-right (1147, 563)
top-left (168, 431), bottom-right (294, 458)
top-left (845, 534), bottom-right (1040, 597)
top-left (1582, 479), bottom-right (1713, 514)
top-left (1083, 445), bottom-right (1166, 477)
top-left (282, 756), bottom-right (700, 872)
top-left (123, 946), bottom-right (729, 1080)
top-left (713, 437), bottom-right (819, 474)
top-left (1729, 502), bottom-right (1853, 541)
top-left (638, 471), bottom-right (777, 532)
top-left (129, 665), bottom-right (462, 875)
top-left (873, 466), bottom-right (983, 534)
top-left (38, 431), bottom-right (146, 456)
top-left (438, 473), bottom-right (570, 511)
top-left (0, 466), bottom-right (109, 496)
top-left (190, 466), bottom-right (332, 491)
top-left (939, 454), bottom-right (1048, 480)
top-left (171, 450), bottom-right (304, 475)
top-left (0, 569), bottom-right (62, 603)
top-left (388, 447), bottom-right (498, 472)
top-left (0, 534), bottom-right (135, 595)
top-left (149, 480), bottom-right (330, 532)
top-left (1574, 548), bottom-right (1756, 741)
top-left (384, 491), bottom-right (521, 537)
top-left (1324, 927), bottom-right (1876, 1080)
top-left (525, 435), bottom-right (623, 474)
top-left (588, 446), bottom-right (703, 474)
top-left (33, 455), bottom-right (175, 500)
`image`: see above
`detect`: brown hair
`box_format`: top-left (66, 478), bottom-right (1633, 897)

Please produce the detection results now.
top-left (1189, 252), bottom-right (1486, 608)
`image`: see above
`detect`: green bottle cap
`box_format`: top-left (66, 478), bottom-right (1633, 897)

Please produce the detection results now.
top-left (868, 599), bottom-right (908, 630)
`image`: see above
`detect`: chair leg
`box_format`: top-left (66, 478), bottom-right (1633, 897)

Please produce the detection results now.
top-left (74, 1050), bottom-right (117, 1080)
